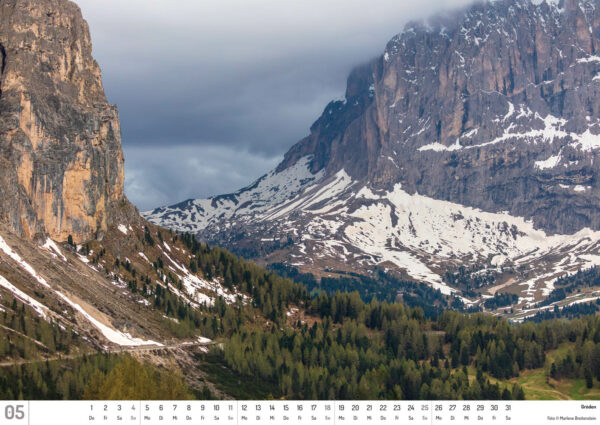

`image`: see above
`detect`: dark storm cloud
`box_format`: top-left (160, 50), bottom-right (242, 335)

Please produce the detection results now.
top-left (74, 0), bottom-right (476, 210)
top-left (123, 144), bottom-right (282, 212)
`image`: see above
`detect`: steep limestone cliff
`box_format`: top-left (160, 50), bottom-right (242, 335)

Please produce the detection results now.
top-left (0, 0), bottom-right (127, 243)
top-left (278, 0), bottom-right (600, 234)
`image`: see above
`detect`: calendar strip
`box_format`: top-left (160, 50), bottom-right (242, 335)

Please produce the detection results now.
top-left (0, 400), bottom-right (596, 425)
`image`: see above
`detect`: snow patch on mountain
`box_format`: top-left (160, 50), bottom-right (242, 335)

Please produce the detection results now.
top-left (414, 103), bottom-right (600, 159)
top-left (1, 235), bottom-right (162, 346)
top-left (42, 238), bottom-right (67, 262)
top-left (0, 274), bottom-right (49, 318)
top-left (144, 156), bottom-right (325, 233)
top-left (535, 153), bottom-right (562, 170)
top-left (335, 182), bottom-right (600, 290)
top-left (138, 252), bottom-right (151, 263)
top-left (418, 139), bottom-right (463, 152)
top-left (0, 236), bottom-right (50, 288)
top-left (162, 249), bottom-right (246, 306)
top-left (53, 289), bottom-right (163, 347)
top-left (147, 151), bottom-right (600, 298)
top-left (266, 169), bottom-right (355, 220)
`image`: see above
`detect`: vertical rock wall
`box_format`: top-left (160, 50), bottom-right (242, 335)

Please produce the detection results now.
top-left (0, 0), bottom-right (126, 243)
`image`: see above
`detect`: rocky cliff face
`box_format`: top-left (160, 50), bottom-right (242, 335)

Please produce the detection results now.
top-left (281, 0), bottom-right (600, 235)
top-left (0, 0), bottom-right (243, 381)
top-left (0, 0), bottom-right (126, 243)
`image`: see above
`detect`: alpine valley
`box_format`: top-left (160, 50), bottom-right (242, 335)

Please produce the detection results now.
top-left (1, 0), bottom-right (600, 402)
top-left (147, 0), bottom-right (600, 321)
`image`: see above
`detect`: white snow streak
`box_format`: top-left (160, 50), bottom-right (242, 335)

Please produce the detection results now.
top-left (0, 236), bottom-right (50, 288)
top-left (42, 238), bottom-right (67, 262)
top-left (0, 274), bottom-right (49, 318)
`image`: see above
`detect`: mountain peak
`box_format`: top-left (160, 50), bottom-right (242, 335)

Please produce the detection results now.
top-left (263, 0), bottom-right (600, 234)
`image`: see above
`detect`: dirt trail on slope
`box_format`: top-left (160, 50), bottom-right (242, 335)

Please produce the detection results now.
top-left (0, 340), bottom-right (214, 367)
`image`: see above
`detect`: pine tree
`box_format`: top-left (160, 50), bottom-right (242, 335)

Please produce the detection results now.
top-left (585, 368), bottom-right (594, 389)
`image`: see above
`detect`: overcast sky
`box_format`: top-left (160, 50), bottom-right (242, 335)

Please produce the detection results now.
top-left (74, 0), bottom-right (476, 211)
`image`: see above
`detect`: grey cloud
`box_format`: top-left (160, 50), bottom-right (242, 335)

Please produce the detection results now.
top-left (124, 144), bottom-right (281, 211)
top-left (75, 0), bottom-right (478, 209)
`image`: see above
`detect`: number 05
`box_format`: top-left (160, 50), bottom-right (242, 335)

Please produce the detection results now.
top-left (5, 405), bottom-right (25, 420)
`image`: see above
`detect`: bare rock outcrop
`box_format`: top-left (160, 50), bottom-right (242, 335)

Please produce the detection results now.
top-left (0, 0), bottom-right (128, 243)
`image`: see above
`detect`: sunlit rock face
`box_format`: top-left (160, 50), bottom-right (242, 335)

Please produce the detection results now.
top-left (0, 0), bottom-right (126, 243)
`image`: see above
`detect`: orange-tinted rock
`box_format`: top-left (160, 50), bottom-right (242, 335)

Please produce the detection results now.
top-left (0, 0), bottom-right (126, 243)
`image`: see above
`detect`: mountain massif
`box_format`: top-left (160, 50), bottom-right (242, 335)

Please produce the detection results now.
top-left (147, 0), bottom-right (600, 318)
